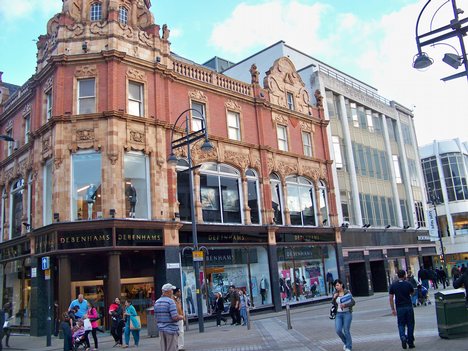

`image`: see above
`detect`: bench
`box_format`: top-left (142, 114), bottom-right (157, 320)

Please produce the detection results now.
top-left (4, 325), bottom-right (30, 347)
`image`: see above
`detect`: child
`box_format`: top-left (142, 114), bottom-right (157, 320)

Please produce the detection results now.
top-left (61, 312), bottom-right (72, 351)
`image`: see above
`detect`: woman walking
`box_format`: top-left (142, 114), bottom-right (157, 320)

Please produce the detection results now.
top-left (109, 298), bottom-right (124, 347)
top-left (332, 279), bottom-right (355, 351)
top-left (214, 292), bottom-right (227, 326)
top-left (239, 290), bottom-right (250, 326)
top-left (86, 301), bottom-right (100, 350)
top-left (123, 300), bottom-right (140, 348)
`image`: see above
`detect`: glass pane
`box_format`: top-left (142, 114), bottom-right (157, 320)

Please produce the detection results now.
top-left (177, 169), bottom-right (191, 221)
top-left (129, 82), bottom-right (141, 100)
top-left (124, 153), bottom-right (149, 218)
top-left (79, 79), bottom-right (95, 97)
top-left (271, 181), bottom-right (283, 225)
top-left (72, 153), bottom-right (102, 220)
top-left (319, 188), bottom-right (328, 224)
top-left (200, 174), bottom-right (221, 223)
top-left (128, 100), bottom-right (141, 116)
top-left (79, 97), bottom-right (96, 114)
top-left (247, 180), bottom-right (259, 224)
top-left (287, 185), bottom-right (301, 212)
top-left (300, 186), bottom-right (315, 225)
top-left (221, 177), bottom-right (241, 223)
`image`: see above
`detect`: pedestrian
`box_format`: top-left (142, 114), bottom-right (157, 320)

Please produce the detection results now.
top-left (332, 279), bottom-right (354, 351)
top-left (67, 305), bottom-right (80, 327)
top-left (172, 287), bottom-right (185, 351)
top-left (214, 292), bottom-right (227, 326)
top-left (389, 269), bottom-right (415, 349)
top-left (417, 267), bottom-right (429, 290)
top-left (428, 268), bottom-right (438, 289)
top-left (109, 297), bottom-right (124, 347)
top-left (122, 300), bottom-right (140, 348)
top-left (437, 267), bottom-right (447, 289)
top-left (239, 289), bottom-right (250, 326)
top-left (68, 294), bottom-right (88, 319)
top-left (453, 266), bottom-right (468, 306)
top-left (227, 285), bottom-right (241, 325)
top-left (61, 312), bottom-right (73, 351)
top-left (154, 283), bottom-right (184, 351)
top-left (407, 271), bottom-right (418, 307)
top-left (451, 265), bottom-right (461, 286)
top-left (0, 304), bottom-right (5, 351)
top-left (85, 300), bottom-right (100, 350)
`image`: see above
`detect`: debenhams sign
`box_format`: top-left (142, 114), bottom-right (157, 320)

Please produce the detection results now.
top-left (57, 229), bottom-right (162, 249)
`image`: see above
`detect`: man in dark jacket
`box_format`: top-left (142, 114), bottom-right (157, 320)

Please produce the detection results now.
top-left (417, 267), bottom-right (429, 290)
top-left (454, 267), bottom-right (468, 306)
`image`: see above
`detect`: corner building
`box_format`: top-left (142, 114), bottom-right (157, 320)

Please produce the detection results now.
top-left (0, 1), bottom-right (339, 335)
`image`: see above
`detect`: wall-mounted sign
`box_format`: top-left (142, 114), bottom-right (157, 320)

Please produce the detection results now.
top-left (179, 231), bottom-right (267, 244)
top-left (192, 250), bottom-right (204, 262)
top-left (31, 267), bottom-right (37, 278)
top-left (166, 263), bottom-right (180, 269)
top-left (58, 230), bottom-right (112, 250)
top-left (41, 257), bottom-right (50, 270)
top-left (276, 232), bottom-right (335, 243)
top-left (116, 229), bottom-right (163, 246)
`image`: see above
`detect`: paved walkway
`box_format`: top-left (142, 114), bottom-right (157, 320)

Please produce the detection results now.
top-left (5, 290), bottom-right (468, 351)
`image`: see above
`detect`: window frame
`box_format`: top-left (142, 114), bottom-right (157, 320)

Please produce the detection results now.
top-left (286, 175), bottom-right (317, 226)
top-left (227, 110), bottom-right (241, 141)
top-left (276, 125), bottom-right (288, 152)
top-left (332, 136), bottom-right (343, 169)
top-left (119, 6), bottom-right (129, 25)
top-left (77, 78), bottom-right (96, 114)
top-left (392, 155), bottom-right (402, 183)
top-left (128, 80), bottom-right (145, 117)
top-left (90, 2), bottom-right (102, 21)
top-left (45, 89), bottom-right (53, 121)
top-left (9, 178), bottom-right (24, 239)
top-left (190, 101), bottom-right (206, 132)
top-left (302, 131), bottom-right (312, 157)
top-left (270, 173), bottom-right (284, 225)
top-left (286, 92), bottom-right (295, 110)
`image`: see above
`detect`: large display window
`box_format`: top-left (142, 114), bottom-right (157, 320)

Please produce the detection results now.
top-left (181, 246), bottom-right (271, 316)
top-left (124, 153), bottom-right (150, 219)
top-left (277, 244), bottom-right (338, 305)
top-left (2, 259), bottom-right (31, 326)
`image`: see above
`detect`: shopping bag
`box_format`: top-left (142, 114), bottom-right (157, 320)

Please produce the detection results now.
top-left (83, 318), bottom-right (93, 331)
top-left (130, 315), bottom-right (141, 330)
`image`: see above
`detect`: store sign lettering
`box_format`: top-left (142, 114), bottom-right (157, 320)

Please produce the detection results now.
top-left (208, 234), bottom-right (246, 242)
top-left (59, 234), bottom-right (111, 244)
top-left (117, 233), bottom-right (161, 241)
top-left (58, 231), bottom-right (112, 249)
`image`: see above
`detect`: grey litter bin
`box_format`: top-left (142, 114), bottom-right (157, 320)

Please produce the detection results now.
top-left (146, 307), bottom-right (159, 337)
top-left (435, 289), bottom-right (468, 339)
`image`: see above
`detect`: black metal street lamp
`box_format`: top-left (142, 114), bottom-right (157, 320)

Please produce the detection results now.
top-left (167, 108), bottom-right (214, 333)
top-left (0, 135), bottom-right (14, 142)
top-left (429, 188), bottom-right (448, 277)
top-left (413, 0), bottom-right (468, 82)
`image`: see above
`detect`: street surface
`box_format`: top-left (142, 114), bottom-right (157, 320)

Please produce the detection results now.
top-left (6, 291), bottom-right (468, 350)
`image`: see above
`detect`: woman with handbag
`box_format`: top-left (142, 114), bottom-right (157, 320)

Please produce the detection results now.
top-left (123, 300), bottom-right (140, 348)
top-left (332, 279), bottom-right (355, 351)
top-left (85, 301), bottom-right (100, 350)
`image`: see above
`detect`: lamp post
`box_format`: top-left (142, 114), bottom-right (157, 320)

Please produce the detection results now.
top-left (167, 108), bottom-right (214, 333)
top-left (0, 135), bottom-right (14, 142)
top-left (429, 188), bottom-right (448, 277)
top-left (413, 0), bottom-right (468, 82)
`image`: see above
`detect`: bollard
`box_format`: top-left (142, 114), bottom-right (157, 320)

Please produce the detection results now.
top-left (246, 306), bottom-right (251, 330)
top-left (286, 302), bottom-right (292, 329)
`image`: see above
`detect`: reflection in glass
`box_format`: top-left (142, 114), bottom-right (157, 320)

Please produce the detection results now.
top-left (124, 153), bottom-right (149, 218)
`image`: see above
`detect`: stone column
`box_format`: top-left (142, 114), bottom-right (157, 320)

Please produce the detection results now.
top-left (267, 227), bottom-right (281, 312)
top-left (107, 252), bottom-right (121, 307)
top-left (58, 255), bottom-right (71, 318)
top-left (282, 183), bottom-right (290, 226)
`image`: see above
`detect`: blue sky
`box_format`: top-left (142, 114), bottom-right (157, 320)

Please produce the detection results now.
top-left (0, 0), bottom-right (466, 145)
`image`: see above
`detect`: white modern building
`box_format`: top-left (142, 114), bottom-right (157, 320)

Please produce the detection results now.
top-left (420, 139), bottom-right (468, 269)
top-left (210, 41), bottom-right (436, 295)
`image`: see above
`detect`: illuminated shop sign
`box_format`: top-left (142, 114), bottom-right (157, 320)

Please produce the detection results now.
top-left (179, 232), bottom-right (267, 244)
top-left (58, 230), bottom-right (112, 249)
top-left (276, 232), bottom-right (335, 243)
top-left (116, 229), bottom-right (162, 246)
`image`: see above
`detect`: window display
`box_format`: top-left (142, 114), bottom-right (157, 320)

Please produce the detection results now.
top-left (124, 153), bottom-right (149, 219)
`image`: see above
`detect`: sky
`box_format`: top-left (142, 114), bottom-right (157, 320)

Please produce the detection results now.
top-left (0, 0), bottom-right (466, 146)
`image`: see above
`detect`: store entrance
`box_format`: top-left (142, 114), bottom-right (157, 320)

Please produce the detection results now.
top-left (71, 277), bottom-right (154, 327)
top-left (370, 260), bottom-right (388, 292)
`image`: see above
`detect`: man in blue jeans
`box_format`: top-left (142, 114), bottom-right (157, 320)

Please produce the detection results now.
top-left (389, 270), bottom-right (415, 349)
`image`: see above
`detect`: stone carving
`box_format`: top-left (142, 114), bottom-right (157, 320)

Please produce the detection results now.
top-left (266, 157), bottom-right (275, 175)
top-left (54, 157), bottom-right (63, 170)
top-left (299, 121), bottom-right (314, 133)
top-left (272, 113), bottom-right (288, 125)
top-left (250, 64), bottom-right (260, 84)
top-left (225, 100), bottom-right (241, 112)
top-left (314, 89), bottom-right (323, 109)
top-left (62, 0), bottom-right (82, 22)
top-left (6, 120), bottom-right (13, 130)
top-left (90, 21), bottom-right (107, 36)
top-left (108, 153), bottom-right (119, 165)
top-left (277, 160), bottom-right (297, 177)
top-left (75, 65), bottom-right (97, 77)
top-left (127, 68), bottom-right (146, 81)
top-left (188, 90), bottom-right (207, 102)
top-left (264, 57), bottom-right (311, 114)
top-left (139, 31), bottom-right (153, 47)
top-left (76, 129), bottom-right (94, 141)
top-left (191, 140), bottom-right (217, 163)
top-left (162, 24), bottom-right (170, 40)
top-left (224, 150), bottom-right (249, 170)
top-left (130, 130), bottom-right (145, 143)
top-left (118, 22), bottom-right (134, 39)
top-left (44, 76), bottom-right (54, 91)
top-left (22, 103), bottom-right (32, 116)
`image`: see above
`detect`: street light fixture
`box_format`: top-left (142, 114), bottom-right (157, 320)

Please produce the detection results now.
top-left (413, 0), bottom-right (468, 82)
top-left (167, 108), bottom-right (214, 333)
top-left (429, 188), bottom-right (448, 278)
top-left (0, 134), bottom-right (14, 142)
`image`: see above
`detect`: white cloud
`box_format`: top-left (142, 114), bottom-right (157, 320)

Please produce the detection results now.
top-left (0, 0), bottom-right (61, 22)
top-left (210, 0), bottom-right (467, 145)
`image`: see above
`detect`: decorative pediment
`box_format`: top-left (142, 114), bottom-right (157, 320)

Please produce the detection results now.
top-left (225, 100), bottom-right (241, 112)
top-left (223, 150), bottom-right (249, 171)
top-left (44, 76), bottom-right (54, 92)
top-left (264, 57), bottom-right (311, 114)
top-left (272, 112), bottom-right (288, 125)
top-left (127, 68), bottom-right (147, 82)
top-left (22, 103), bottom-right (32, 116)
top-left (75, 65), bottom-right (97, 77)
top-left (189, 90), bottom-right (207, 103)
top-left (299, 121), bottom-right (315, 133)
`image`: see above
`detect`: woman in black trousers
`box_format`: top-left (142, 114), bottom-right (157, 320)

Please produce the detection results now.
top-left (214, 292), bottom-right (227, 326)
top-left (109, 298), bottom-right (124, 347)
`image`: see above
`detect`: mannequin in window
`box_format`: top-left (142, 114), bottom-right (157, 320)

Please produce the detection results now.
top-left (260, 275), bottom-right (269, 304)
top-left (126, 183), bottom-right (137, 218)
top-left (326, 270), bottom-right (334, 295)
top-left (86, 184), bottom-right (98, 220)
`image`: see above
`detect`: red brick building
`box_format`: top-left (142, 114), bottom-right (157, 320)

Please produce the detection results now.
top-left (0, 0), bottom-right (339, 335)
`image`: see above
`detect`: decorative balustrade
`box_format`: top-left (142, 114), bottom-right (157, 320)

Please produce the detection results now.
top-left (173, 60), bottom-right (252, 97)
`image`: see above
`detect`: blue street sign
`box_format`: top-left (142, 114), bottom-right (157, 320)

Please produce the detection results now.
top-left (42, 257), bottom-right (50, 270)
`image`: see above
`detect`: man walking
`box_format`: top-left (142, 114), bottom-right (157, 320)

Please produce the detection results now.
top-left (172, 287), bottom-right (185, 351)
top-left (227, 285), bottom-right (240, 325)
top-left (389, 270), bottom-right (415, 349)
top-left (454, 266), bottom-right (468, 306)
top-left (68, 294), bottom-right (88, 319)
top-left (154, 283), bottom-right (184, 351)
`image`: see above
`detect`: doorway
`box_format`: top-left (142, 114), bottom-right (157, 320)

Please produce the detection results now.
top-left (370, 260), bottom-right (388, 292)
top-left (349, 262), bottom-right (369, 296)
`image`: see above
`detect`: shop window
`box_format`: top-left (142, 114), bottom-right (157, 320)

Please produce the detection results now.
top-left (191, 101), bottom-right (205, 132)
top-left (72, 152), bottom-right (102, 220)
top-left (227, 111), bottom-right (241, 141)
top-left (124, 152), bottom-right (150, 219)
top-left (43, 160), bottom-right (53, 225)
top-left (277, 244), bottom-right (338, 305)
top-left (286, 176), bottom-right (316, 226)
top-left (176, 159), bottom-right (191, 222)
top-left (10, 179), bottom-right (24, 239)
top-left (119, 6), bottom-right (128, 25)
top-left (276, 125), bottom-right (288, 151)
top-left (24, 114), bottom-right (30, 144)
top-left (393, 155), bottom-right (402, 183)
top-left (181, 246), bottom-right (272, 314)
top-left (302, 131), bottom-right (312, 157)
top-left (90, 2), bottom-right (102, 21)
top-left (286, 92), bottom-right (295, 110)
top-left (77, 78), bottom-right (96, 114)
top-left (4, 260), bottom-right (32, 326)
top-left (128, 81), bottom-right (144, 117)
top-left (200, 163), bottom-right (242, 224)
top-left (270, 173), bottom-right (284, 225)
top-left (318, 180), bottom-right (329, 225)
top-left (246, 169), bottom-right (261, 224)
top-left (45, 89), bottom-right (53, 120)
top-left (1, 189), bottom-right (6, 241)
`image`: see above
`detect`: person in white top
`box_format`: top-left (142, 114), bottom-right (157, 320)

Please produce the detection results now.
top-left (332, 279), bottom-right (355, 351)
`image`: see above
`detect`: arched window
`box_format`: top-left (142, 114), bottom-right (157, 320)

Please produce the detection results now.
top-left (200, 163), bottom-right (242, 224)
top-left (286, 176), bottom-right (316, 226)
top-left (10, 179), bottom-right (24, 238)
top-left (318, 180), bottom-right (329, 226)
top-left (246, 169), bottom-right (261, 224)
top-left (270, 173), bottom-right (284, 225)
top-left (90, 2), bottom-right (102, 21)
top-left (119, 6), bottom-right (128, 25)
